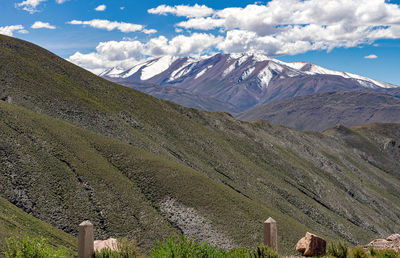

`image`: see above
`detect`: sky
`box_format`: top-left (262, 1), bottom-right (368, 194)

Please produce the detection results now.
top-left (1, 0), bottom-right (400, 85)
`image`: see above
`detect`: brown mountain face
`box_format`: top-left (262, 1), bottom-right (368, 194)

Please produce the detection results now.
top-left (237, 91), bottom-right (400, 131)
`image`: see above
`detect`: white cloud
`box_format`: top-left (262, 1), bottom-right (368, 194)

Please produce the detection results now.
top-left (365, 54), bottom-right (378, 59)
top-left (167, 0), bottom-right (400, 56)
top-left (15, 0), bottom-right (46, 13)
top-left (120, 7), bottom-right (125, 10)
top-left (178, 17), bottom-right (225, 30)
top-left (68, 0), bottom-right (400, 74)
top-left (142, 29), bottom-right (157, 34)
top-left (56, 0), bottom-right (69, 3)
top-left (31, 21), bottom-right (56, 29)
top-left (18, 29), bottom-right (29, 34)
top-left (148, 4), bottom-right (214, 18)
top-left (95, 4), bottom-right (106, 11)
top-left (67, 19), bottom-right (148, 33)
top-left (0, 25), bottom-right (25, 36)
top-left (67, 33), bottom-right (222, 73)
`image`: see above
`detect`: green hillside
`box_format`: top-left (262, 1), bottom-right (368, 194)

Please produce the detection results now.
top-left (1, 34), bottom-right (400, 254)
top-left (0, 195), bottom-right (77, 254)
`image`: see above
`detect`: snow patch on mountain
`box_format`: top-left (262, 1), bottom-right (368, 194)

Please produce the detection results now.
top-left (99, 67), bottom-right (125, 77)
top-left (223, 62), bottom-right (237, 77)
top-left (239, 67), bottom-right (255, 81)
top-left (121, 63), bottom-right (145, 78)
top-left (195, 65), bottom-right (213, 79)
top-left (257, 67), bottom-right (273, 89)
top-left (285, 62), bottom-right (307, 70)
top-left (141, 56), bottom-right (178, 80)
top-left (252, 53), bottom-right (271, 62)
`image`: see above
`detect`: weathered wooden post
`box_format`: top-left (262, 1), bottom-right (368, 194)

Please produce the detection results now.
top-left (264, 217), bottom-right (278, 252)
top-left (78, 220), bottom-right (94, 258)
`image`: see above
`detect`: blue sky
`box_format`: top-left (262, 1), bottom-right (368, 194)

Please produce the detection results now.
top-left (1, 0), bottom-right (400, 85)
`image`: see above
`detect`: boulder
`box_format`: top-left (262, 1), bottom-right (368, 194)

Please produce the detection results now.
top-left (296, 232), bottom-right (326, 256)
top-left (387, 234), bottom-right (400, 241)
top-left (94, 238), bottom-right (118, 252)
top-left (365, 234), bottom-right (400, 251)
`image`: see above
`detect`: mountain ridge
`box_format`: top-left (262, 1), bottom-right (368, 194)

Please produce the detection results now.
top-left (101, 53), bottom-right (398, 113)
top-left (237, 90), bottom-right (400, 131)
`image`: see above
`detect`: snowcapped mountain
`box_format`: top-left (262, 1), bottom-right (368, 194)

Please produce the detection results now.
top-left (101, 53), bottom-right (398, 113)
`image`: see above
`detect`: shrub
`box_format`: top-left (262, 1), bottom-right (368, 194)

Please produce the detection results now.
top-left (248, 245), bottom-right (280, 258)
top-left (150, 235), bottom-right (227, 257)
top-left (94, 238), bottom-right (141, 258)
top-left (3, 235), bottom-right (70, 258)
top-left (327, 241), bottom-right (348, 258)
top-left (151, 236), bottom-right (280, 258)
top-left (348, 247), bottom-right (368, 258)
top-left (370, 247), bottom-right (377, 257)
top-left (368, 248), bottom-right (398, 258)
top-left (226, 247), bottom-right (250, 258)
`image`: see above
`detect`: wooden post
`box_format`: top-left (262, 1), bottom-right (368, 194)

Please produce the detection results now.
top-left (264, 217), bottom-right (278, 252)
top-left (78, 220), bottom-right (94, 258)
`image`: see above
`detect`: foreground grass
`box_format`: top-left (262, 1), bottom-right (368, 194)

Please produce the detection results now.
top-left (3, 235), bottom-right (400, 258)
top-left (3, 235), bottom-right (280, 258)
top-left (0, 196), bottom-right (77, 255)
top-left (327, 241), bottom-right (400, 258)
top-left (3, 236), bottom-right (71, 258)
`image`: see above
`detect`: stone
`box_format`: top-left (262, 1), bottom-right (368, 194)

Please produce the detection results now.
top-left (365, 234), bottom-right (400, 251)
top-left (387, 234), bottom-right (400, 241)
top-left (264, 217), bottom-right (278, 252)
top-left (94, 238), bottom-right (118, 252)
top-left (296, 232), bottom-right (326, 256)
top-left (78, 220), bottom-right (94, 258)
top-left (296, 237), bottom-right (307, 253)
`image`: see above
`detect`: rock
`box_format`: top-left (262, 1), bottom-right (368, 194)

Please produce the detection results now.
top-left (387, 234), bottom-right (400, 241)
top-left (296, 232), bottom-right (326, 256)
top-left (365, 234), bottom-right (400, 251)
top-left (94, 238), bottom-right (118, 252)
top-left (296, 237), bottom-right (307, 253)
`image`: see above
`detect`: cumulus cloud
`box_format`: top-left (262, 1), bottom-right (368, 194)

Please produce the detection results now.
top-left (160, 0), bottom-right (400, 56)
top-left (18, 29), bottom-right (29, 34)
top-left (142, 29), bottom-right (157, 34)
top-left (56, 0), bottom-right (69, 3)
top-left (148, 4), bottom-right (214, 18)
top-left (31, 21), bottom-right (56, 29)
top-left (0, 25), bottom-right (25, 36)
top-left (68, 0), bottom-right (400, 73)
top-left (15, 0), bottom-right (46, 13)
top-left (68, 33), bottom-right (222, 73)
top-left (365, 54), bottom-right (378, 59)
top-left (67, 19), bottom-right (155, 33)
top-left (95, 4), bottom-right (106, 11)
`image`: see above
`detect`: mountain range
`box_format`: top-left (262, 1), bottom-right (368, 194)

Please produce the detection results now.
top-left (237, 91), bottom-right (400, 131)
top-left (101, 53), bottom-right (400, 131)
top-left (1, 35), bottom-right (400, 254)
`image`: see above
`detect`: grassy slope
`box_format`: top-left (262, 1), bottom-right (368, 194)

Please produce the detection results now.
top-left (0, 196), bottom-right (77, 255)
top-left (0, 100), bottom-right (309, 253)
top-left (1, 35), bottom-right (400, 253)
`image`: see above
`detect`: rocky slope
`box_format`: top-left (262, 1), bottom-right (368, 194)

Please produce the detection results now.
top-left (1, 35), bottom-right (400, 254)
top-left (237, 91), bottom-right (400, 131)
top-left (102, 53), bottom-right (397, 113)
